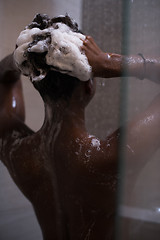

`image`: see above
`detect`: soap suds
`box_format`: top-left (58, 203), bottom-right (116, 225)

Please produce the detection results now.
top-left (14, 14), bottom-right (92, 82)
top-left (91, 138), bottom-right (101, 151)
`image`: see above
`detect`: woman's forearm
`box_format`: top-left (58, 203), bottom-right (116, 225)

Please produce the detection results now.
top-left (83, 36), bottom-right (160, 81)
top-left (94, 53), bottom-right (144, 79)
top-left (122, 54), bottom-right (144, 79)
top-left (122, 54), bottom-right (160, 82)
top-left (102, 53), bottom-right (160, 82)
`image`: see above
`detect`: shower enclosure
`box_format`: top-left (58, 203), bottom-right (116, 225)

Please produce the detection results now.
top-left (0, 0), bottom-right (160, 239)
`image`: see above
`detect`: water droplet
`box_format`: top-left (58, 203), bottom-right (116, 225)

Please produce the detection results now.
top-left (12, 96), bottom-right (16, 108)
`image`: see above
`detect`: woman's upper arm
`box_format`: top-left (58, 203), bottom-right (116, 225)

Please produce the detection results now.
top-left (0, 70), bottom-right (25, 138)
top-left (0, 117), bottom-right (34, 167)
top-left (0, 54), bottom-right (25, 134)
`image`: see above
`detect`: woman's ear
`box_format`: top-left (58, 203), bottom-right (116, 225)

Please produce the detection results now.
top-left (84, 79), bottom-right (93, 95)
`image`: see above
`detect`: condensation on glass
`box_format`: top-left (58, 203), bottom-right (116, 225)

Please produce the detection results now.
top-left (83, 0), bottom-right (160, 239)
top-left (117, 1), bottom-right (160, 239)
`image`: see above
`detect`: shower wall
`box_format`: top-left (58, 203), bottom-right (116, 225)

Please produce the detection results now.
top-left (83, 0), bottom-right (123, 139)
top-left (0, 1), bottom-right (82, 239)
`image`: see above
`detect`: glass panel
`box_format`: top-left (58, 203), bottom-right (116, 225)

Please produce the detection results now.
top-left (83, 0), bottom-right (160, 239)
top-left (118, 0), bottom-right (160, 239)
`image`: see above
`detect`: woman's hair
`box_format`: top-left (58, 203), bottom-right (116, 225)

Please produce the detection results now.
top-left (27, 14), bottom-right (82, 102)
top-left (33, 67), bottom-right (80, 102)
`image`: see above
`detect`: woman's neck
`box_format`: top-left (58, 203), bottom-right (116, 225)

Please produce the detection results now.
top-left (41, 99), bottom-right (86, 134)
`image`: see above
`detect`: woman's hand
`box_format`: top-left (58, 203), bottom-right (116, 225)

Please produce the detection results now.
top-left (82, 36), bottom-right (122, 78)
top-left (82, 36), bottom-right (107, 77)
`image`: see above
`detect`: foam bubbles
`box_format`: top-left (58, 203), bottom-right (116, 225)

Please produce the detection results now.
top-left (91, 138), bottom-right (101, 151)
top-left (14, 14), bottom-right (92, 82)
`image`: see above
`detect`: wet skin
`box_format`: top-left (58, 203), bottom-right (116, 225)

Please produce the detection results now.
top-left (82, 36), bottom-right (160, 81)
top-left (0, 73), bottom-right (118, 239)
top-left (0, 49), bottom-right (160, 240)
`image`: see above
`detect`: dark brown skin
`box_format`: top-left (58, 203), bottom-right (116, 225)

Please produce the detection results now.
top-left (0, 37), bottom-right (160, 240)
top-left (82, 36), bottom-right (160, 82)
